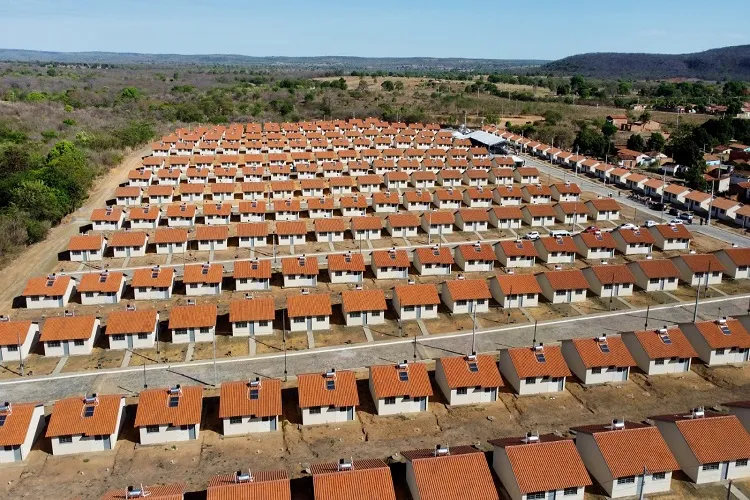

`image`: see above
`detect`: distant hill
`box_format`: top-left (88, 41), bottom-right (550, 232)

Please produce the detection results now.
top-left (0, 49), bottom-right (547, 72)
top-left (542, 45), bottom-right (750, 80)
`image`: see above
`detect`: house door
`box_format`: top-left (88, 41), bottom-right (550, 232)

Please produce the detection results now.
top-left (659, 279), bottom-right (665, 290)
top-left (125, 246), bottom-right (131, 257)
top-left (346, 407), bottom-right (354, 421)
top-left (104, 436), bottom-right (111, 450)
top-left (189, 329), bottom-right (196, 342)
top-left (636, 475), bottom-right (644, 495)
top-left (566, 290), bottom-right (573, 302)
top-left (682, 358), bottom-right (690, 371)
top-left (744, 349), bottom-right (750, 362)
top-left (210, 240), bottom-right (215, 251)
top-left (188, 425), bottom-right (196, 440)
top-left (721, 462), bottom-right (729, 480)
top-left (13, 445), bottom-right (21, 461)
top-left (517, 294), bottom-right (523, 307)
top-left (613, 284), bottom-right (620, 296)
top-left (82, 251), bottom-right (88, 262)
top-left (249, 322), bottom-right (255, 336)
top-left (270, 417), bottom-right (277, 431)
top-left (63, 341), bottom-right (70, 356)
top-left (468, 300), bottom-right (474, 314)
top-left (416, 306), bottom-right (422, 320)
top-left (420, 397), bottom-right (427, 411)
top-left (362, 312), bottom-right (368, 326)
top-left (127, 336), bottom-right (133, 349)
top-left (557, 378), bottom-right (564, 391)
top-left (618, 367), bottom-right (627, 381)
top-left (489, 388), bottom-right (497, 401)
top-left (549, 490), bottom-right (556, 500)
top-left (306, 317), bottom-right (313, 331)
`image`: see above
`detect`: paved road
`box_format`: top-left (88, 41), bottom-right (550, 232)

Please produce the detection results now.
top-left (520, 154), bottom-right (750, 247)
top-left (1, 294), bottom-right (746, 404)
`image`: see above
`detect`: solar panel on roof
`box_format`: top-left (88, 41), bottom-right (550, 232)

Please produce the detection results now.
top-left (168, 396), bottom-right (180, 408)
top-left (326, 380), bottom-right (336, 391)
top-left (535, 352), bottom-right (546, 363)
top-left (720, 325), bottom-right (732, 335)
top-left (249, 389), bottom-right (259, 400)
top-left (659, 333), bottom-right (672, 344)
top-left (0, 415), bottom-right (6, 427)
top-left (83, 406), bottom-right (95, 418)
top-left (398, 371), bottom-right (409, 382)
top-left (515, 241), bottom-right (525, 249)
top-left (556, 237), bottom-right (564, 244)
top-left (467, 362), bottom-right (479, 372)
top-left (599, 342), bottom-right (610, 353)
top-left (595, 233), bottom-right (603, 241)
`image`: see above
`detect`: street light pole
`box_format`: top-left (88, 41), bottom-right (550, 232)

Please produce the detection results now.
top-left (17, 329), bottom-right (24, 377)
top-left (471, 307), bottom-right (477, 353)
top-left (644, 304), bottom-right (650, 330)
top-left (283, 309), bottom-right (288, 382)
top-left (212, 327), bottom-right (218, 387)
top-left (693, 260), bottom-right (711, 322)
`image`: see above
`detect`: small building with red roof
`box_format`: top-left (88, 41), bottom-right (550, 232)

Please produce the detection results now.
top-left (0, 317), bottom-right (38, 362)
top-left (78, 270), bottom-right (126, 306)
top-left (680, 318), bottom-right (750, 366)
top-left (561, 334), bottom-right (635, 385)
top-left (386, 213), bottom-right (420, 238)
top-left (91, 207), bottom-right (126, 231)
top-left (229, 296), bottom-right (275, 336)
top-left (454, 242), bottom-right (495, 272)
top-left (68, 234), bottom-right (107, 262)
top-left (582, 264), bottom-right (636, 298)
top-left (47, 393), bottom-right (126, 455)
top-left (314, 218), bottom-right (346, 243)
top-left (282, 255), bottom-right (319, 288)
top-left (341, 289), bottom-right (387, 327)
top-left (626, 259), bottom-right (681, 292)
top-left (311, 458), bottom-right (395, 500)
top-left (441, 277), bottom-right (491, 315)
top-left (168, 303), bottom-right (217, 344)
top-left (183, 262), bottom-right (223, 296)
top-left (585, 198), bottom-right (621, 221)
top-left (206, 470), bottom-right (290, 500)
top-left (105, 307), bottom-right (159, 350)
top-left (41, 313), bottom-right (100, 357)
top-left (435, 353), bottom-right (503, 406)
top-left (0, 401), bottom-right (45, 463)
top-left (368, 361), bottom-right (432, 415)
top-left (611, 227), bottom-right (654, 255)
top-left (495, 240), bottom-right (537, 268)
top-left (671, 253), bottom-right (726, 287)
top-left (489, 206), bottom-right (523, 229)
top-left (350, 216), bottom-right (383, 241)
top-left (455, 208), bottom-right (490, 232)
top-left (370, 248), bottom-right (410, 279)
top-left (413, 246), bottom-right (453, 276)
top-left (536, 269), bottom-right (589, 304)
top-left (220, 377), bottom-right (281, 435)
top-left (500, 344), bottom-right (571, 395)
top-left (621, 326), bottom-right (697, 375)
top-left (22, 273), bottom-right (76, 309)
top-left (195, 225), bottom-right (229, 252)
top-left (715, 247), bottom-right (750, 280)
top-left (421, 211), bottom-right (455, 236)
top-left (132, 265), bottom-right (175, 300)
top-left (298, 369), bottom-right (358, 425)
top-left (489, 274), bottom-right (541, 308)
top-left (110, 230), bottom-right (148, 258)
top-left (521, 204), bottom-right (557, 227)
top-left (574, 230), bottom-right (617, 260)
top-left (534, 236), bottom-right (577, 264)
top-left (392, 283), bottom-right (440, 320)
top-left (135, 385), bottom-right (203, 445)
top-left (327, 252), bottom-right (365, 284)
top-left (648, 223), bottom-right (692, 251)
top-left (287, 292), bottom-right (331, 332)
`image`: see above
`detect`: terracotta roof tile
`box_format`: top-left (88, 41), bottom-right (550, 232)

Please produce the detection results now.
top-left (491, 206), bottom-right (523, 219)
top-left (183, 263), bottom-right (223, 284)
top-left (91, 208), bottom-right (124, 222)
top-left (219, 378), bottom-right (281, 419)
top-left (106, 309), bottom-right (158, 335)
top-left (488, 435), bottom-right (591, 494)
top-left (434, 188), bottom-right (464, 201)
top-left (691, 319), bottom-right (750, 349)
top-left (234, 259), bottom-right (272, 279)
top-left (587, 198), bottom-right (621, 211)
top-left (587, 264), bottom-right (636, 284)
top-left (506, 345), bottom-right (571, 378)
top-left (577, 231), bottom-right (617, 249)
top-left (134, 386), bottom-right (203, 427)
top-left (131, 266), bottom-right (175, 288)
top-left (229, 297), bottom-right (275, 323)
top-left (328, 253), bottom-right (365, 272)
top-left (195, 226), bottom-right (229, 241)
top-left (110, 231), bottom-right (148, 247)
top-left (77, 271), bottom-right (125, 293)
top-left (46, 394), bottom-right (124, 438)
top-left (275, 221), bottom-right (307, 235)
top-left (653, 413), bottom-right (750, 464)
top-left (68, 234), bottom-right (106, 252)
top-left (498, 240), bottom-right (538, 258)
top-left (298, 370), bottom-right (358, 408)
top-left (404, 190), bottom-right (433, 203)
top-left (539, 236), bottom-right (577, 253)
top-left (457, 243), bottom-right (496, 261)
top-left (0, 402), bottom-right (43, 446)
top-left (339, 195), bottom-right (368, 209)
top-left (675, 253), bottom-right (726, 273)
top-left (387, 213), bottom-right (420, 228)
top-left (114, 186), bottom-right (141, 198)
top-left (287, 293), bottom-right (331, 318)
top-left (310, 459), bottom-right (395, 500)
top-left (22, 274), bottom-right (73, 297)
top-left (400, 446), bottom-right (498, 500)
top-left (314, 218), bottom-right (346, 233)
top-left (207, 471), bottom-right (290, 500)
top-left (40, 315), bottom-right (97, 342)
top-left (719, 247), bottom-right (750, 266)
top-left (341, 289), bottom-right (387, 314)
top-left (458, 208), bottom-right (489, 222)
top-left (166, 204), bottom-right (197, 217)
top-left (350, 216), bottom-right (382, 231)
top-left (629, 259), bottom-right (681, 278)
top-left (415, 246), bottom-right (454, 265)
top-left (438, 354), bottom-right (503, 389)
top-left (551, 182), bottom-right (581, 194)
top-left (540, 270), bottom-right (589, 290)
top-left (652, 223), bottom-right (693, 239)
top-left (0, 320), bottom-right (34, 347)
top-left (444, 279), bottom-right (491, 301)
top-left (523, 204), bottom-right (557, 217)
top-left (372, 248), bottom-right (410, 268)
top-left (628, 327), bottom-right (697, 359)
top-left (424, 211), bottom-right (456, 224)
top-left (493, 275), bottom-right (542, 295)
top-left (168, 304), bottom-right (217, 329)
top-left (465, 187), bottom-right (493, 199)
top-left (394, 284), bottom-right (440, 307)
top-left (569, 335), bottom-right (635, 368)
top-left (282, 256), bottom-right (319, 276)
top-left (494, 185), bottom-right (523, 198)
top-left (128, 206), bottom-right (160, 221)
top-left (370, 362), bottom-right (433, 399)
top-left (237, 222), bottom-right (269, 238)
top-left (555, 202), bottom-right (588, 215)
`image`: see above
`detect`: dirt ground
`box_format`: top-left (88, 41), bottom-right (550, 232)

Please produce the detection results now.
top-left (2, 362), bottom-right (749, 500)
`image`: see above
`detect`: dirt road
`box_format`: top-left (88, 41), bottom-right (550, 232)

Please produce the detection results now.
top-left (0, 146), bottom-right (149, 312)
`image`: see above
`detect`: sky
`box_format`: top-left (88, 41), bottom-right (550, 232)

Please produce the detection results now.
top-left (0, 0), bottom-right (748, 60)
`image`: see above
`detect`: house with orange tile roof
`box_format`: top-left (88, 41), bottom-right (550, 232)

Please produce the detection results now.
top-left (135, 385), bottom-right (203, 445)
top-left (621, 326), bottom-right (696, 375)
top-left (234, 258), bottom-right (271, 292)
top-left (432, 187), bottom-right (463, 210)
top-left (536, 269), bottom-right (589, 304)
top-left (195, 226), bottom-right (229, 252)
top-left (307, 197), bottom-right (335, 219)
top-left (341, 288), bottom-right (387, 327)
top-left (574, 231), bottom-right (617, 260)
top-left (435, 353), bottom-right (502, 405)
top-left (454, 242), bottom-right (495, 272)
top-left (437, 168), bottom-right (463, 188)
top-left (663, 184), bottom-right (691, 207)
top-left (411, 171), bottom-right (437, 190)
top-left (392, 283), bottom-right (440, 320)
top-left (282, 255), bottom-right (318, 288)
top-left (41, 313), bottom-right (100, 357)
top-left (339, 194), bottom-right (368, 218)
top-left (132, 266), bottom-right (175, 300)
top-left (0, 401), bottom-right (45, 463)
top-left (206, 469), bottom-right (290, 500)
top-left (514, 167), bottom-right (540, 184)
top-left (495, 240), bottom-right (537, 268)
top-left (611, 227), bottom-right (654, 255)
top-left (68, 234), bottom-right (107, 262)
top-left (236, 222), bottom-right (268, 249)
top-left (680, 318), bottom-right (750, 366)
top-left (650, 410), bottom-right (750, 483)
top-left (554, 202), bottom-right (588, 225)
top-left (22, 273), bottom-right (76, 309)
top-left (129, 206), bottom-right (161, 230)
top-left (271, 199), bottom-right (299, 222)
top-left (710, 197), bottom-right (742, 222)
top-left (219, 378), bottom-right (281, 435)
top-left (534, 236), bottom-right (577, 264)
top-left (488, 206), bottom-right (523, 230)
top-left (370, 248), bottom-right (410, 279)
top-left (368, 361), bottom-right (432, 415)
top-left (79, 270), bottom-right (127, 305)
top-left (328, 175), bottom-right (355, 195)
top-left (561, 334), bottom-right (635, 385)
top-left (714, 247), bottom-right (750, 279)
top-left (47, 393), bottom-right (125, 456)
top-left (489, 166), bottom-right (515, 185)
top-left (402, 445), bottom-right (499, 500)
top-left (287, 292), bottom-right (331, 332)
top-left (114, 186), bottom-right (142, 206)
top-left (463, 186), bottom-right (493, 208)
top-left (582, 264), bottom-right (636, 298)
top-left (371, 191), bottom-right (400, 213)
top-left (500, 344), bottom-right (571, 395)
top-left (490, 434), bottom-right (590, 500)
top-left (626, 259), bottom-right (680, 292)
top-left (386, 213), bottom-right (420, 238)
top-left (128, 168), bottom-right (153, 187)
top-left (91, 207), bottom-right (126, 231)
top-left (203, 202), bottom-right (232, 225)
top-left (275, 221), bottom-right (307, 247)
top-left (239, 180), bottom-right (265, 201)
top-left (105, 307), bottom-right (159, 350)
top-left (413, 246), bottom-right (453, 276)
top-left (421, 211), bottom-right (455, 236)
top-left (101, 483), bottom-right (185, 500)
top-left (572, 420), bottom-right (678, 497)
top-left (314, 218), bottom-right (346, 243)
top-left (311, 458), bottom-right (395, 500)
top-left (110, 231), bottom-right (148, 258)
top-left (165, 203), bottom-right (196, 227)
top-left (327, 252), bottom-right (365, 284)
top-left (229, 295), bottom-right (274, 336)
top-left (492, 185), bottom-right (523, 206)
top-left (183, 262), bottom-right (223, 296)
top-left (358, 174), bottom-right (384, 194)
top-left (455, 208), bottom-right (490, 232)
top-left (350, 216), bottom-right (382, 242)
top-left (462, 168), bottom-right (490, 188)
top-left (156, 167), bottom-right (182, 186)
top-left (520, 203), bottom-right (556, 228)
top-left (269, 181), bottom-right (295, 200)
top-left (168, 303), bottom-right (217, 344)
top-left (586, 198), bottom-right (621, 221)
top-left (489, 274), bottom-right (541, 308)
top-left (298, 369), bottom-right (358, 425)
top-left (648, 223), bottom-right (692, 251)
top-left (402, 189), bottom-right (432, 211)
top-left (441, 277), bottom-right (491, 315)
top-left (671, 253), bottom-right (725, 286)
top-left (0, 317), bottom-right (38, 362)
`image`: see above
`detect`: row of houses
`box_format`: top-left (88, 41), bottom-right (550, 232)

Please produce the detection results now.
top-left (37, 406), bottom-right (750, 500)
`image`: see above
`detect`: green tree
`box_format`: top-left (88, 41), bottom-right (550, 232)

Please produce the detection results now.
top-left (381, 80), bottom-right (395, 92)
top-left (394, 81), bottom-right (404, 91)
top-left (638, 111), bottom-right (652, 123)
top-left (601, 122), bottom-right (618, 138)
top-left (115, 121), bottom-right (155, 148)
top-left (617, 81), bottom-right (632, 95)
top-left (120, 87), bottom-right (143, 100)
top-left (626, 134), bottom-right (645, 152)
top-left (570, 75), bottom-right (587, 95)
top-left (11, 180), bottom-right (68, 223)
top-left (542, 110), bottom-right (563, 126)
top-left (646, 132), bottom-right (666, 152)
top-left (0, 145), bottom-right (33, 175)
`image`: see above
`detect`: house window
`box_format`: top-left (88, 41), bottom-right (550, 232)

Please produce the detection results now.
top-left (112, 334), bottom-right (126, 342)
top-left (200, 327), bottom-right (210, 334)
top-left (85, 292), bottom-right (95, 298)
top-left (456, 388), bottom-right (468, 395)
top-left (73, 340), bottom-right (85, 346)
top-left (702, 463), bottom-right (720, 471)
top-left (737, 459), bottom-right (748, 467)
top-left (617, 476), bottom-right (636, 484)
top-left (652, 472), bottom-right (667, 480)
top-left (58, 435), bottom-right (73, 444)
top-left (655, 358), bottom-right (665, 365)
top-left (6, 345), bottom-right (18, 352)
top-left (592, 367), bottom-right (601, 374)
top-left (137, 333), bottom-right (149, 339)
top-left (384, 397), bottom-right (396, 405)
top-left (294, 318), bottom-right (305, 324)
top-left (175, 329), bottom-right (187, 336)
top-left (259, 321), bottom-right (268, 327)
top-left (527, 493), bottom-right (546, 500)
top-left (716, 348), bottom-right (725, 355)
top-left (424, 305), bottom-right (434, 311)
top-left (371, 311), bottom-right (381, 317)
top-left (229, 417), bottom-right (242, 424)
top-left (563, 487), bottom-right (578, 495)
top-left (309, 407), bottom-right (321, 414)
top-left (146, 426), bottom-right (160, 433)
top-left (47, 341), bottom-right (61, 347)
top-left (316, 316), bottom-right (326, 322)
top-left (456, 300), bottom-right (467, 306)
top-left (525, 377), bottom-right (536, 384)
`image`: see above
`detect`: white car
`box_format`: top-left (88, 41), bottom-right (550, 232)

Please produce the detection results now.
top-left (619, 223), bottom-right (638, 230)
top-left (523, 231), bottom-right (541, 240)
top-left (669, 219), bottom-right (685, 225)
top-left (643, 220), bottom-right (658, 228)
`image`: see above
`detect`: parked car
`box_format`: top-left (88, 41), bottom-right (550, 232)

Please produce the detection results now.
top-left (679, 212), bottom-right (694, 222)
top-left (649, 202), bottom-right (665, 211)
top-left (619, 223), bottom-right (638, 230)
top-left (669, 219), bottom-right (685, 225)
top-left (523, 231), bottom-right (541, 240)
top-left (549, 229), bottom-right (571, 238)
top-left (643, 220), bottom-right (658, 228)
top-left (668, 207), bottom-right (680, 216)
top-left (583, 225), bottom-right (600, 233)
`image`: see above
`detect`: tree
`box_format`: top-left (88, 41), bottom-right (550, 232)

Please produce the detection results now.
top-left (120, 87), bottom-right (143, 100)
top-left (0, 145), bottom-right (33, 175)
top-left (394, 81), bottom-right (404, 91)
top-left (627, 134), bottom-right (645, 152)
top-left (381, 80), bottom-right (395, 92)
top-left (573, 126), bottom-right (608, 157)
top-left (11, 180), bottom-right (68, 223)
top-left (570, 75), bottom-right (587, 95)
top-left (617, 81), bottom-right (632, 95)
top-left (601, 122), bottom-right (618, 138)
top-left (646, 132), bottom-right (666, 152)
top-left (638, 111), bottom-right (652, 123)
top-left (542, 110), bottom-right (563, 126)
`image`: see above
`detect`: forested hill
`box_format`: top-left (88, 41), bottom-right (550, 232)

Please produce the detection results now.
top-left (542, 45), bottom-right (750, 80)
top-left (0, 49), bottom-right (546, 72)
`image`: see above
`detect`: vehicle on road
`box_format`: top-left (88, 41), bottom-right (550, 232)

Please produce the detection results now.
top-left (679, 212), bottom-right (694, 223)
top-left (669, 219), bottom-right (685, 225)
top-left (619, 223), bottom-right (638, 230)
top-left (643, 220), bottom-right (658, 228)
top-left (583, 225), bottom-right (600, 233)
top-left (668, 207), bottom-right (680, 216)
top-left (649, 202), bottom-right (665, 211)
top-left (549, 229), bottom-right (572, 238)
top-left (523, 231), bottom-right (541, 240)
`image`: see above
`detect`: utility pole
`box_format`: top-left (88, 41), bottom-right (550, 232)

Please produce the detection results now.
top-left (212, 326), bottom-right (218, 386)
top-left (471, 306), bottom-right (477, 353)
top-left (16, 328), bottom-right (24, 377)
top-left (609, 269), bottom-right (615, 311)
top-left (644, 304), bottom-right (650, 330)
top-left (532, 319), bottom-right (538, 345)
top-left (693, 260), bottom-right (711, 322)
top-left (707, 179), bottom-right (715, 226)
top-left (283, 309), bottom-right (288, 382)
